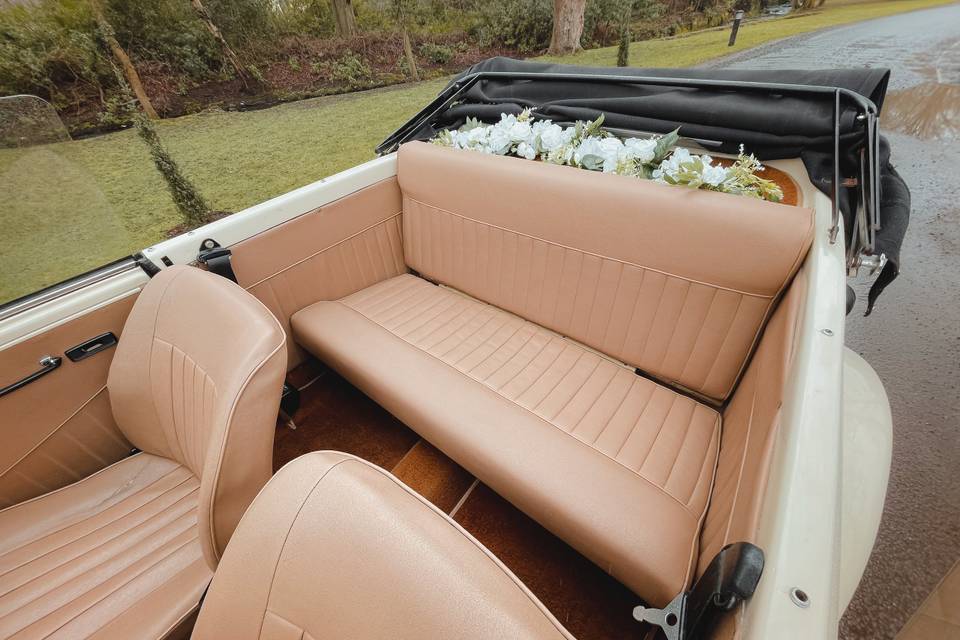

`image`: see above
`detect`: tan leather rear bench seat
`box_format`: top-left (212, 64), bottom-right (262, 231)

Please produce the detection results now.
top-left (291, 142), bottom-right (813, 607)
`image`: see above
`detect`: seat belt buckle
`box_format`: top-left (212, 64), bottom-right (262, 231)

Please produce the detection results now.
top-left (633, 542), bottom-right (764, 640)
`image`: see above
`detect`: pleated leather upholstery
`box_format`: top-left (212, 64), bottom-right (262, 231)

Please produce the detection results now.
top-left (230, 179), bottom-right (406, 369)
top-left (698, 270), bottom-right (806, 577)
top-left (289, 143), bottom-right (814, 606)
top-left (398, 142), bottom-right (814, 402)
top-left (0, 454), bottom-right (211, 640)
top-left (341, 275), bottom-right (719, 511)
top-left (0, 266), bottom-right (287, 640)
top-left (292, 274), bottom-right (720, 605)
top-left (108, 266), bottom-right (287, 568)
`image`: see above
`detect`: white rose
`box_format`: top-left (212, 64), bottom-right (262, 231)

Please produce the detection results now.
top-left (465, 126), bottom-right (489, 148)
top-left (536, 123), bottom-right (565, 153)
top-left (508, 120), bottom-right (533, 143)
top-left (573, 136), bottom-right (607, 170)
top-left (653, 147), bottom-right (694, 180)
top-left (516, 141), bottom-right (537, 160)
top-left (486, 128), bottom-right (512, 155)
top-left (530, 119), bottom-right (551, 135)
top-left (701, 163), bottom-right (730, 187)
top-left (598, 137), bottom-right (625, 173)
top-left (623, 137), bottom-right (657, 164)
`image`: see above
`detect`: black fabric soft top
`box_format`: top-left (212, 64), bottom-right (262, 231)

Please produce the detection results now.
top-left (391, 57), bottom-right (908, 315)
top-left (439, 57), bottom-right (891, 159)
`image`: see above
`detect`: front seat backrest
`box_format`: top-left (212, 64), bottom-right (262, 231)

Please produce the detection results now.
top-left (107, 265), bottom-right (287, 568)
top-left (192, 452), bottom-right (573, 640)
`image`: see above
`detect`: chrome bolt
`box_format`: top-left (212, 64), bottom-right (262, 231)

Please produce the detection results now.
top-left (820, 328), bottom-right (835, 337)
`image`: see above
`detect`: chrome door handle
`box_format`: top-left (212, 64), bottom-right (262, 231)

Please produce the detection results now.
top-left (0, 355), bottom-right (62, 398)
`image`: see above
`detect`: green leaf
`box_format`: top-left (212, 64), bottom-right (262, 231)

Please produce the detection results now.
top-left (584, 113), bottom-right (606, 137)
top-left (461, 117), bottom-right (483, 132)
top-left (652, 128), bottom-right (680, 165)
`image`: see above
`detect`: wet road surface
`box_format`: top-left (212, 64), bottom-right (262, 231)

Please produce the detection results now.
top-left (708, 5), bottom-right (960, 638)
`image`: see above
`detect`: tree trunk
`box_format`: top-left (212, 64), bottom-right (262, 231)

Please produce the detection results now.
top-left (189, 0), bottom-right (252, 91)
top-left (548, 0), bottom-right (587, 55)
top-left (330, 0), bottom-right (357, 36)
top-left (616, 2), bottom-right (631, 67)
top-left (108, 63), bottom-right (211, 227)
top-left (89, 0), bottom-right (158, 119)
top-left (401, 26), bottom-right (419, 81)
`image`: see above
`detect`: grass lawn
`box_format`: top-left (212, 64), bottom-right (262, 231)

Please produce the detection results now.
top-left (0, 0), bottom-right (953, 302)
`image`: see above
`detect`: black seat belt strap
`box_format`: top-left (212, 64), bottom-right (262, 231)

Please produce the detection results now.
top-left (197, 238), bottom-right (237, 283)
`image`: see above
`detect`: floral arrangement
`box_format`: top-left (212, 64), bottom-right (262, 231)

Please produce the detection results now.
top-left (431, 109), bottom-right (783, 203)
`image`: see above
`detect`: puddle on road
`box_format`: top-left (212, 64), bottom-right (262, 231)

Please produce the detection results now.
top-left (883, 82), bottom-right (960, 140)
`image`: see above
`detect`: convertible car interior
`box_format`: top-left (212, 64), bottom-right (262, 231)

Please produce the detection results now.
top-left (0, 134), bottom-right (814, 638)
top-left (2, 138), bottom-right (825, 640)
top-left (0, 55), bottom-right (908, 639)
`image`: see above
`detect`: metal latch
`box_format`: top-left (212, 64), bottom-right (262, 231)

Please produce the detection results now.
top-left (633, 542), bottom-right (764, 640)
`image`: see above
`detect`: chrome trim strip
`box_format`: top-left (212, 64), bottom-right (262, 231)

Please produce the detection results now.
top-left (0, 259), bottom-right (139, 322)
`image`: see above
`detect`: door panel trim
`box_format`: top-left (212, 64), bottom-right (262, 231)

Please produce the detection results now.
top-left (0, 269), bottom-right (146, 350)
top-left (0, 386), bottom-right (131, 508)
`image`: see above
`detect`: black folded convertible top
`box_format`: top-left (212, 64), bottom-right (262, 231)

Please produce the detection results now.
top-left (439, 57), bottom-right (891, 158)
top-left (378, 57), bottom-right (909, 313)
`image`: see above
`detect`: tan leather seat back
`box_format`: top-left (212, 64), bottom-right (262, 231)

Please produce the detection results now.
top-left (397, 142), bottom-right (814, 401)
top-left (108, 265), bottom-right (287, 568)
top-left (192, 451), bottom-right (573, 640)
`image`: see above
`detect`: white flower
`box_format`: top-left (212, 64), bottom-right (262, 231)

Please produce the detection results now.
top-left (507, 120), bottom-right (533, 143)
top-left (429, 119), bottom-right (779, 202)
top-left (516, 141), bottom-right (537, 160)
top-left (699, 158), bottom-right (730, 187)
top-left (595, 137), bottom-right (623, 173)
top-left (652, 147), bottom-right (694, 181)
top-left (573, 136), bottom-right (608, 171)
top-left (463, 126), bottom-right (489, 149)
top-left (623, 137), bottom-right (657, 164)
top-left (545, 144), bottom-right (575, 165)
top-left (535, 122), bottom-right (565, 153)
top-left (486, 127), bottom-right (513, 155)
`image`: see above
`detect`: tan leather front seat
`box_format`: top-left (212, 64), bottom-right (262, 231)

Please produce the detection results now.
top-left (0, 266), bottom-right (286, 639)
top-left (192, 451), bottom-right (574, 640)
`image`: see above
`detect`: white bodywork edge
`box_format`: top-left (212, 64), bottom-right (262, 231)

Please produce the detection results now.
top-left (741, 158), bottom-right (889, 638)
top-left (839, 348), bottom-right (893, 612)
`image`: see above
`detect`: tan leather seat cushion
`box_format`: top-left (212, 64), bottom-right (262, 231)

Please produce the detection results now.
top-left (398, 141), bottom-right (814, 402)
top-left (107, 265), bottom-right (287, 568)
top-left (192, 451), bottom-right (573, 640)
top-left (0, 453), bottom-right (211, 639)
top-left (292, 274), bottom-right (720, 606)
